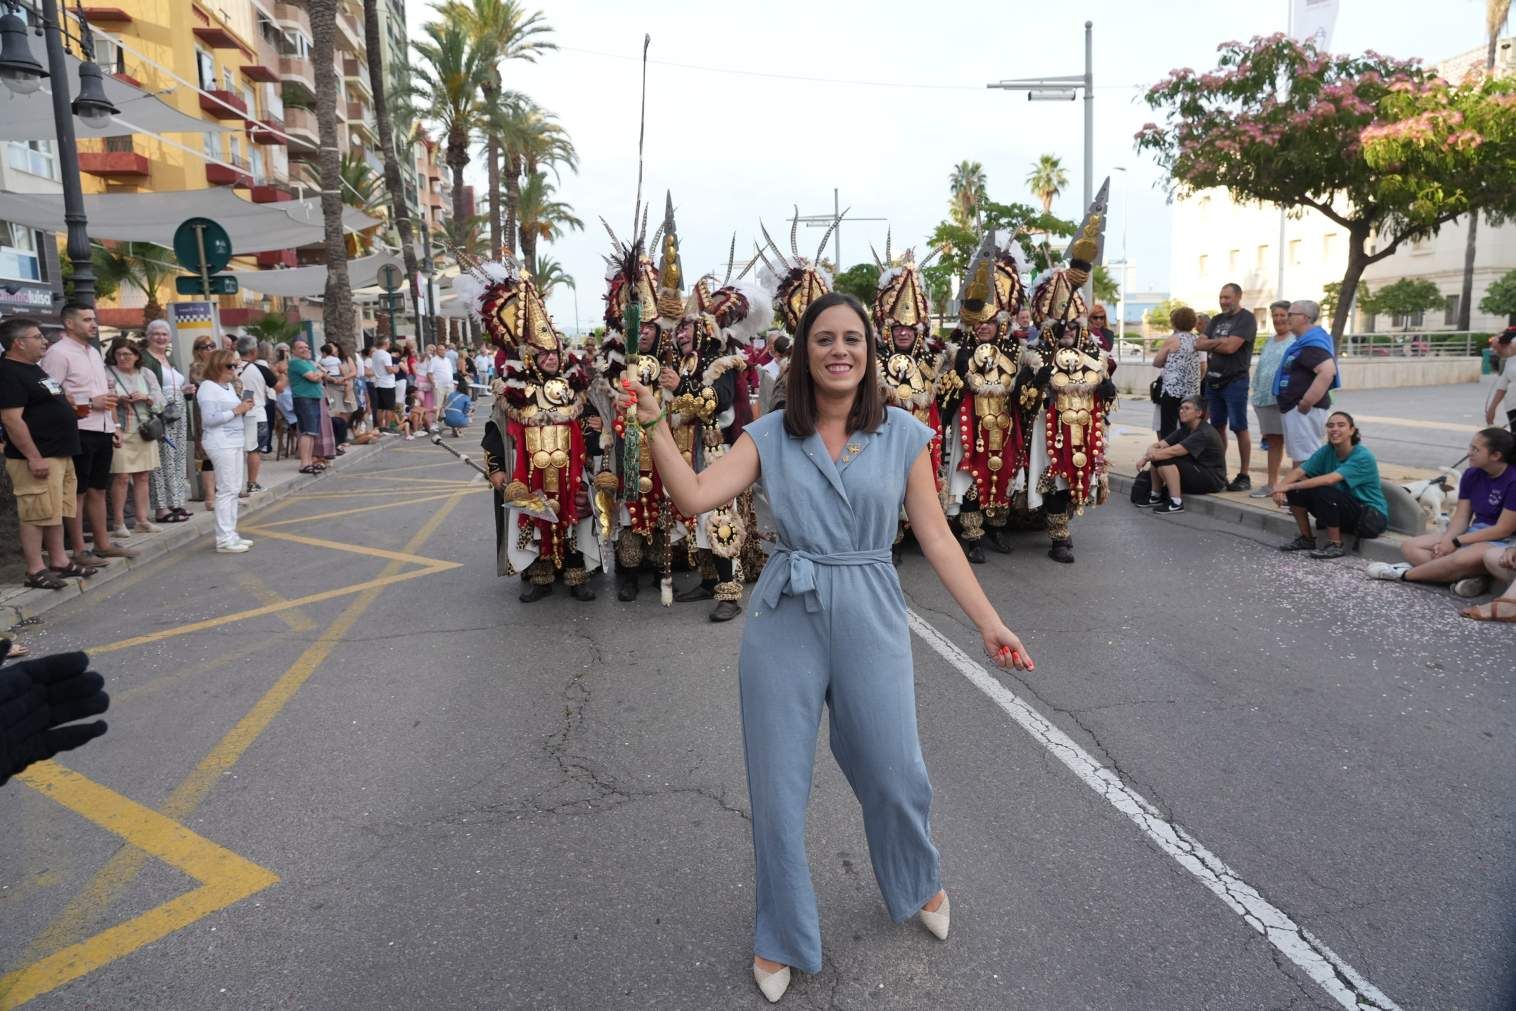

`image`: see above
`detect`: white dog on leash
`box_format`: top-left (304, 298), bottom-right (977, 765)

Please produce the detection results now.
top-left (1402, 469), bottom-right (1460, 531)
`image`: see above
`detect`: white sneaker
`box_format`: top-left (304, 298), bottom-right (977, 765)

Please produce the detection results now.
top-left (215, 541), bottom-right (250, 554)
top-left (1452, 576), bottom-right (1489, 598)
top-left (752, 963), bottom-right (790, 1003)
top-left (1366, 561), bottom-right (1410, 581)
top-left (235, 537), bottom-right (254, 548)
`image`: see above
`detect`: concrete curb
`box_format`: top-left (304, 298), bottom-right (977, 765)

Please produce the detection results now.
top-left (1107, 472), bottom-right (1407, 564)
top-left (1, 438), bottom-right (391, 630)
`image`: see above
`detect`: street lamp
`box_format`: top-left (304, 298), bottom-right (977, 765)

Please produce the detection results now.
top-left (1113, 165), bottom-right (1129, 342)
top-left (988, 20), bottom-right (1095, 300)
top-left (0, 0), bottom-right (120, 309)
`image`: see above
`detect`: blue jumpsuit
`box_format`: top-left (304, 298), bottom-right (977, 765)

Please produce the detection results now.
top-left (739, 406), bottom-right (941, 974)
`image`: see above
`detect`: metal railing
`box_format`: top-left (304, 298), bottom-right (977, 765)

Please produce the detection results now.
top-left (1111, 329), bottom-right (1499, 364)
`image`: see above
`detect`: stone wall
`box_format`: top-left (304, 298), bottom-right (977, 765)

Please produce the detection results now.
top-left (1111, 357), bottom-right (1481, 396)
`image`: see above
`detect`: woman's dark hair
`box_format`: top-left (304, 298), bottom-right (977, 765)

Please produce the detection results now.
top-left (782, 291), bottom-right (884, 438)
top-left (1170, 306), bottom-right (1197, 332)
top-left (1328, 410), bottom-right (1361, 445)
top-left (1476, 426), bottom-right (1514, 463)
top-left (106, 337), bottom-right (143, 369)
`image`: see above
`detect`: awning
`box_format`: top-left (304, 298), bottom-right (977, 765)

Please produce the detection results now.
top-left (0, 51), bottom-right (236, 142)
top-left (229, 252), bottom-right (405, 297)
top-left (0, 188), bottom-right (381, 254)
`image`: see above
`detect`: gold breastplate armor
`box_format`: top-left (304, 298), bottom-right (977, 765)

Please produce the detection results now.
top-left (968, 343), bottom-right (1018, 468)
top-left (518, 379), bottom-right (577, 494)
top-left (1048, 347), bottom-right (1105, 468)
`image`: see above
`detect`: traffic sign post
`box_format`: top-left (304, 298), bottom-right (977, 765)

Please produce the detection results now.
top-left (173, 217), bottom-right (236, 305)
top-left (378, 264), bottom-right (402, 338)
top-left (175, 275), bottom-right (239, 296)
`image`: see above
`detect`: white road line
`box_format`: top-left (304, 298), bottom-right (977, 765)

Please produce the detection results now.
top-left (906, 609), bottom-right (1401, 1011)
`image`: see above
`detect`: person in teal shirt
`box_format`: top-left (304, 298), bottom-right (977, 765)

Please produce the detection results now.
top-left (1272, 410), bottom-right (1387, 558)
top-left (285, 339), bottom-right (328, 472)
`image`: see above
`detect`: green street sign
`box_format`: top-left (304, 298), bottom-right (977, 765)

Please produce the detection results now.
top-left (176, 274), bottom-right (239, 296)
top-left (377, 263), bottom-right (402, 292)
top-left (173, 217), bottom-right (233, 275)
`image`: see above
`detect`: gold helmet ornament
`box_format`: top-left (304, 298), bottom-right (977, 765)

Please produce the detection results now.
top-left (454, 252), bottom-right (560, 358)
top-left (1031, 177), bottom-right (1109, 329)
top-left (654, 191), bottom-right (685, 325)
top-left (871, 234), bottom-right (939, 347)
top-left (957, 230), bottom-right (1000, 327)
top-left (755, 205), bottom-right (842, 333)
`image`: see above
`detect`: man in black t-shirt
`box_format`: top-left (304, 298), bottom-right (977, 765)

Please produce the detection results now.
top-left (0, 318), bottom-right (84, 588)
top-left (1194, 282), bottom-right (1257, 492)
top-left (1132, 396), bottom-right (1228, 513)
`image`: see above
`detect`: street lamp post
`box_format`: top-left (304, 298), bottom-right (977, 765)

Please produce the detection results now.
top-left (1113, 165), bottom-right (1129, 342)
top-left (795, 188), bottom-right (885, 270)
top-left (987, 20), bottom-right (1095, 301)
top-left (0, 0), bottom-right (119, 310)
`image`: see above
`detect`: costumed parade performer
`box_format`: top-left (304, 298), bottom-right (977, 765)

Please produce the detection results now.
top-left (943, 233), bottom-right (1039, 563)
top-left (616, 290), bottom-right (1033, 1004)
top-left (869, 239), bottom-right (951, 563)
top-left (460, 254), bottom-right (603, 602)
top-left (1027, 179), bottom-right (1117, 564)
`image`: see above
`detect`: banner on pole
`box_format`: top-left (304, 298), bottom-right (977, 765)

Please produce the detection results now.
top-left (1291, 0), bottom-right (1338, 50)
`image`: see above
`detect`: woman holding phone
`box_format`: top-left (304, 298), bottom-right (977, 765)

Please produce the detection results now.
top-left (196, 350), bottom-right (255, 552)
top-left (620, 291), bottom-right (1033, 1003)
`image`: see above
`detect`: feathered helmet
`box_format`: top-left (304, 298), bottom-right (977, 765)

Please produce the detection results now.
top-left (755, 206), bottom-right (840, 334)
top-left (454, 251), bottom-right (560, 362)
top-left (685, 236), bottom-right (771, 348)
top-left (1031, 177), bottom-right (1109, 340)
top-left (600, 210), bottom-right (659, 336)
top-left (872, 232), bottom-right (938, 349)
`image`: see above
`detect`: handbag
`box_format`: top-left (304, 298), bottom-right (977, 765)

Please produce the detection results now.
top-left (1149, 376), bottom-right (1163, 404)
top-left (108, 366), bottom-right (166, 442)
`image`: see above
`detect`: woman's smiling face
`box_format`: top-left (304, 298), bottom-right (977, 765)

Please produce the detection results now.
top-left (807, 303), bottom-right (869, 398)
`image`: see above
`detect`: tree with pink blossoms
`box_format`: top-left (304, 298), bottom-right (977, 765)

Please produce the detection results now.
top-left (1137, 35), bottom-right (1516, 343)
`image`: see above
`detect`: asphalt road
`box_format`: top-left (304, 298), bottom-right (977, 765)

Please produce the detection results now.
top-left (1, 428), bottom-right (1512, 1010)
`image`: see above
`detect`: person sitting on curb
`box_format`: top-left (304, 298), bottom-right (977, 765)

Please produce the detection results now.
top-left (1133, 396), bottom-right (1227, 514)
top-left (1460, 544), bottom-right (1516, 622)
top-left (1274, 411), bottom-right (1388, 559)
top-left (1368, 427), bottom-right (1516, 597)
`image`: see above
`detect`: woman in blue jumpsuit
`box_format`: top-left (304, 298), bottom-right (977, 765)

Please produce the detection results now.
top-left (623, 292), bottom-right (1033, 1003)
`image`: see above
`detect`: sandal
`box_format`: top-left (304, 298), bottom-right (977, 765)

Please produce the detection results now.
top-left (170, 507), bottom-right (192, 520)
top-left (1459, 599), bottom-right (1516, 623)
top-left (157, 512), bottom-right (190, 523)
top-left (50, 562), bottom-right (99, 579)
top-left (24, 569), bottom-right (68, 590)
top-left (299, 465), bottom-right (320, 474)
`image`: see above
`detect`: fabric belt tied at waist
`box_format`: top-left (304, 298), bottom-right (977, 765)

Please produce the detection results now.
top-left (762, 546), bottom-right (893, 613)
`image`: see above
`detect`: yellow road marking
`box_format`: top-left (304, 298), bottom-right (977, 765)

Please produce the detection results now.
top-left (351, 458), bottom-right (471, 476)
top-left (237, 525), bottom-right (463, 566)
top-left (85, 564), bottom-right (454, 656)
top-left (246, 490), bottom-right (479, 529)
top-left (113, 637), bottom-right (281, 707)
top-left (338, 473), bottom-right (476, 487)
top-left (11, 490), bottom-right (471, 998)
top-left (235, 573), bottom-right (317, 633)
top-left (0, 764), bottom-right (278, 1010)
top-left (1350, 413), bottom-right (1479, 435)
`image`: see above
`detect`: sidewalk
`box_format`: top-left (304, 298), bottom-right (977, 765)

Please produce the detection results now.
top-left (1102, 395), bottom-right (1438, 565)
top-left (1, 437), bottom-right (391, 629)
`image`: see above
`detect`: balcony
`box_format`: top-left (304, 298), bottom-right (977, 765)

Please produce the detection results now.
top-left (199, 89), bottom-right (248, 119)
top-left (241, 62), bottom-right (278, 83)
top-left (249, 117), bottom-right (287, 145)
top-left (79, 136), bottom-right (149, 178)
top-left (206, 155), bottom-right (254, 188)
top-left (278, 54), bottom-right (315, 101)
top-left (193, 25), bottom-right (241, 49)
top-left (284, 107), bottom-right (319, 159)
top-left (273, 1), bottom-right (311, 38)
top-left (256, 249), bottom-right (298, 268)
top-left (346, 101), bottom-right (373, 128)
top-left (82, 7), bottom-right (132, 24)
top-left (342, 58), bottom-right (371, 97)
top-left (250, 184), bottom-right (292, 204)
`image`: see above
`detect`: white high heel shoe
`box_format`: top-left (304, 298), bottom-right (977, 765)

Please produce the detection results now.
top-left (753, 961), bottom-right (791, 1003)
top-left (920, 892), bottom-right (950, 940)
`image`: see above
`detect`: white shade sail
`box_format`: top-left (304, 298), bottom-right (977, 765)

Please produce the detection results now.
top-left (228, 252), bottom-right (405, 297)
top-left (0, 51), bottom-right (236, 142)
top-left (0, 188), bottom-right (381, 254)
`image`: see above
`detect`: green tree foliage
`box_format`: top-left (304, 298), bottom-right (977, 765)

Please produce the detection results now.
top-left (1144, 297), bottom-right (1190, 332)
top-left (246, 313), bottom-right (303, 345)
top-left (832, 263), bottom-right (881, 308)
top-left (1138, 35), bottom-right (1516, 343)
top-left (1092, 265), bottom-right (1119, 304)
top-left (1026, 154), bottom-right (1069, 213)
top-left (1359, 278), bottom-right (1445, 328)
top-left (1479, 268), bottom-right (1516, 324)
top-left (60, 246), bottom-right (120, 304)
top-left (948, 161), bottom-right (987, 229)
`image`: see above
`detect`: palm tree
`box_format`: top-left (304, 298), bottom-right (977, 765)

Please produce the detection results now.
top-left (948, 160), bottom-right (987, 229)
top-left (1026, 154), bottom-right (1069, 214)
top-left (298, 154), bottom-right (386, 252)
top-left (437, 0), bottom-right (556, 259)
top-left (364, 0), bottom-right (428, 341)
top-left (501, 101), bottom-right (576, 260)
top-left (515, 169), bottom-right (582, 267)
top-left (412, 20), bottom-right (495, 232)
top-left (246, 312), bottom-right (303, 345)
top-left (526, 252), bottom-right (573, 300)
top-left (1459, 0), bottom-right (1512, 330)
top-left (94, 242), bottom-right (176, 324)
top-left (444, 212), bottom-right (491, 259)
top-left (309, 0), bottom-right (355, 348)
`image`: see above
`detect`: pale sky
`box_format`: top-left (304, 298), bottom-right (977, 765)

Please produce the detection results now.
top-left (404, 0), bottom-right (1499, 329)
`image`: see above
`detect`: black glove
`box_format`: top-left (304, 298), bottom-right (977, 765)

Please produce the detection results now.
top-left (0, 641), bottom-right (109, 787)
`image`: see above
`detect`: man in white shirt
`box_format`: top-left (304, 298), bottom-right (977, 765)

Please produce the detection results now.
top-left (444, 343), bottom-right (459, 372)
top-left (428, 345), bottom-right (455, 430)
top-left (235, 336), bottom-right (269, 494)
top-left (370, 336), bottom-right (398, 431)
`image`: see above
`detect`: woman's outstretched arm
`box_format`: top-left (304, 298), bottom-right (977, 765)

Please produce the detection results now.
top-left (622, 379), bottom-right (761, 517)
top-left (902, 448), bottom-right (1034, 672)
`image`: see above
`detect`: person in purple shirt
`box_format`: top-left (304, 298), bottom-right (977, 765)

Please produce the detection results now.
top-left (1369, 427), bottom-right (1516, 596)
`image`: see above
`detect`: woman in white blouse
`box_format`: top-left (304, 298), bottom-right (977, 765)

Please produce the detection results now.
top-left (196, 350), bottom-right (256, 553)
